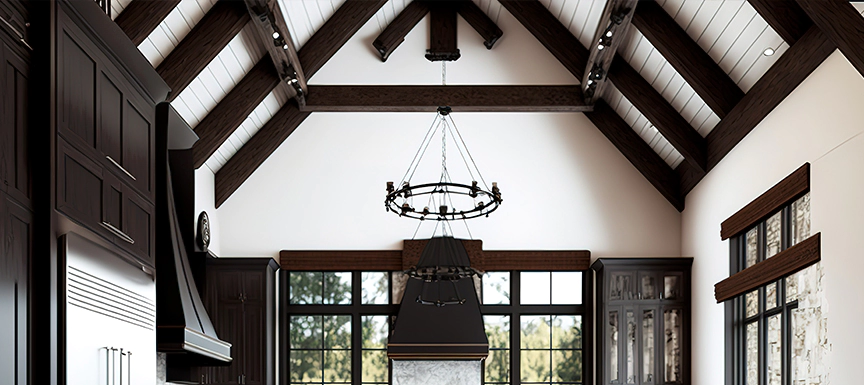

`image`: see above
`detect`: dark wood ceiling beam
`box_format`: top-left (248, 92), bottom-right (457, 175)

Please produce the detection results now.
top-left (747, 0), bottom-right (812, 44)
top-left (301, 85), bottom-right (592, 112)
top-left (157, 0), bottom-right (250, 101)
top-left (244, 0), bottom-right (308, 103)
top-left (677, 26), bottom-right (835, 195)
top-left (585, 100), bottom-right (684, 211)
top-left (581, 0), bottom-right (638, 104)
top-left (214, 0), bottom-right (387, 206)
top-left (632, 0), bottom-right (743, 118)
top-left (796, 0), bottom-right (864, 79)
top-left (215, 103), bottom-right (310, 207)
top-left (373, 1), bottom-right (429, 61)
top-left (456, 0), bottom-right (503, 49)
top-left (426, 2), bottom-right (460, 61)
top-left (114, 0), bottom-right (181, 46)
top-left (499, 0), bottom-right (589, 79)
top-left (191, 56), bottom-right (280, 169)
top-left (607, 57), bottom-right (707, 172)
top-left (299, 0), bottom-right (389, 78)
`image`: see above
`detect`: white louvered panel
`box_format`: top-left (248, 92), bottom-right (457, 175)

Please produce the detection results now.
top-left (205, 86), bottom-right (290, 172)
top-left (172, 24), bottom-right (265, 128)
top-left (545, 0), bottom-right (608, 50)
top-left (616, 27), bottom-right (718, 135)
top-left (279, 0), bottom-right (347, 50)
top-left (110, 0), bottom-right (133, 19)
top-left (659, 0), bottom-right (785, 92)
top-left (605, 84), bottom-right (685, 168)
top-left (138, 0), bottom-right (218, 67)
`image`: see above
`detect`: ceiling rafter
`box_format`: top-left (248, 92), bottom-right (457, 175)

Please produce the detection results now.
top-left (747, 0), bottom-right (812, 44)
top-left (585, 100), bottom-right (683, 211)
top-left (156, 0), bottom-right (250, 101)
top-left (426, 1), bottom-right (460, 61)
top-left (214, 0), bottom-right (388, 207)
top-left (114, 0), bottom-right (181, 46)
top-left (581, 0), bottom-right (638, 104)
top-left (795, 0), bottom-right (864, 79)
top-left (300, 85), bottom-right (592, 112)
top-left (244, 0), bottom-right (308, 104)
top-left (676, 26), bottom-right (836, 195)
top-left (191, 56), bottom-right (280, 169)
top-left (373, 1), bottom-right (429, 62)
top-left (631, 0), bottom-right (743, 119)
top-left (456, 0), bottom-right (502, 49)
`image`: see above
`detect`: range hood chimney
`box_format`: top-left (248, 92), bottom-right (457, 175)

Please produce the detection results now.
top-left (155, 103), bottom-right (232, 375)
top-left (388, 237), bottom-right (489, 359)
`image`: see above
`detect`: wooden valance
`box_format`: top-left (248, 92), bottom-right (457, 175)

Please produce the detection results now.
top-left (280, 240), bottom-right (590, 271)
top-left (714, 233), bottom-right (820, 303)
top-left (720, 163), bottom-right (810, 240)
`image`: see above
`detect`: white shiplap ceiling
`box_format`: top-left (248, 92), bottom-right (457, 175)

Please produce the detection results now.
top-left (123, 0), bottom-right (805, 172)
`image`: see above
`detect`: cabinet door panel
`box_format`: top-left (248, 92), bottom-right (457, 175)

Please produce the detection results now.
top-left (243, 304), bottom-right (264, 385)
top-left (122, 101), bottom-right (152, 198)
top-left (607, 306), bottom-right (622, 384)
top-left (638, 271), bottom-right (659, 300)
top-left (102, 171), bottom-right (122, 233)
top-left (120, 188), bottom-right (153, 265)
top-left (99, 71), bottom-right (123, 165)
top-left (210, 302), bottom-right (243, 385)
top-left (609, 272), bottom-right (635, 301)
top-left (243, 271), bottom-right (263, 302)
top-left (661, 307), bottom-right (684, 384)
top-left (2, 43), bottom-right (30, 205)
top-left (6, 199), bottom-right (29, 385)
top-left (57, 140), bottom-right (110, 239)
top-left (59, 30), bottom-right (97, 148)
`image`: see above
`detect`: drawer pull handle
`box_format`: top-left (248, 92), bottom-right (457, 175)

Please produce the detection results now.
top-left (106, 156), bottom-right (137, 181)
top-left (101, 221), bottom-right (135, 245)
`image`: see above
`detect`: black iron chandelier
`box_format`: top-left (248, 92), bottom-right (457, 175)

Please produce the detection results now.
top-left (385, 106), bottom-right (502, 222)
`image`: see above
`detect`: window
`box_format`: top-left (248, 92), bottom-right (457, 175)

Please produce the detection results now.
top-left (285, 270), bottom-right (588, 385)
top-left (481, 271), bottom-right (587, 385)
top-left (729, 193), bottom-right (810, 385)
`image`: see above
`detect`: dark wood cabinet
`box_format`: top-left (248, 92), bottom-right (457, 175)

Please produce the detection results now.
top-left (0, 193), bottom-right (31, 385)
top-left (200, 258), bottom-right (279, 385)
top-left (0, 35), bottom-right (30, 207)
top-left (592, 258), bottom-right (692, 385)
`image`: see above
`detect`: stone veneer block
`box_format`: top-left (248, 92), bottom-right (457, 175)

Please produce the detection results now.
top-left (393, 360), bottom-right (482, 385)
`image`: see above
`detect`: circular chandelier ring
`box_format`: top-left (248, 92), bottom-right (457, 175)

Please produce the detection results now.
top-left (385, 182), bottom-right (502, 221)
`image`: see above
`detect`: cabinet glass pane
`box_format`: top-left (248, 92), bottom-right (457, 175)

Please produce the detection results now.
top-left (361, 272), bottom-right (389, 304)
top-left (610, 273), bottom-right (633, 301)
top-left (766, 282), bottom-right (778, 310)
top-left (746, 290), bottom-right (759, 318)
top-left (290, 350), bottom-right (322, 382)
top-left (767, 314), bottom-right (782, 385)
top-left (323, 272), bottom-right (352, 304)
top-left (643, 310), bottom-right (655, 383)
top-left (626, 311), bottom-right (636, 384)
top-left (521, 272), bottom-right (551, 304)
top-left (553, 350), bottom-right (582, 382)
top-left (766, 211), bottom-right (782, 258)
top-left (610, 311), bottom-right (619, 383)
top-left (482, 272), bottom-right (510, 305)
top-left (746, 322), bottom-right (758, 385)
top-left (663, 309), bottom-right (682, 384)
top-left (552, 272), bottom-right (583, 304)
top-left (664, 275), bottom-right (680, 300)
top-left (641, 274), bottom-right (657, 300)
top-left (290, 272), bottom-right (322, 304)
top-left (746, 228), bottom-right (759, 268)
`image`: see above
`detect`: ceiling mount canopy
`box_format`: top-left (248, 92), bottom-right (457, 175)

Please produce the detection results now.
top-left (385, 106), bottom-right (502, 222)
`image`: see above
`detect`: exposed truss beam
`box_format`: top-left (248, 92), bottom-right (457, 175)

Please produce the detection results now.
top-left (426, 2), bottom-right (460, 61)
top-left (114, 0), bottom-right (181, 46)
top-left (796, 0), bottom-right (864, 79)
top-left (214, 104), bottom-right (311, 207)
top-left (677, 26), bottom-right (835, 195)
top-left (456, 1), bottom-right (502, 49)
top-left (299, 0), bottom-right (389, 78)
top-left (373, 1), bottom-right (429, 61)
top-left (214, 0), bottom-right (388, 206)
top-left (581, 0), bottom-right (638, 104)
top-left (191, 56), bottom-right (280, 169)
top-left (747, 0), bottom-right (812, 44)
top-left (499, 0), bottom-right (589, 79)
top-left (157, 0), bottom-right (249, 101)
top-left (585, 101), bottom-right (683, 211)
top-left (244, 0), bottom-right (308, 103)
top-left (301, 85), bottom-right (592, 112)
top-left (632, 0), bottom-right (743, 118)
top-left (607, 58), bottom-right (707, 172)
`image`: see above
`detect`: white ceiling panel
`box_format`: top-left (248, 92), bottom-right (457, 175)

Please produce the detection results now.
top-left (545, 0), bottom-right (608, 49)
top-left (110, 0), bottom-right (133, 19)
top-left (605, 84), bottom-right (685, 168)
top-left (138, 0), bottom-right (218, 66)
top-left (856, 2), bottom-right (864, 15)
top-left (280, 0), bottom-right (347, 50)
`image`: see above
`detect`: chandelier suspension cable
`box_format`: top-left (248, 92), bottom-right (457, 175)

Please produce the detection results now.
top-left (442, 115), bottom-right (477, 185)
top-left (446, 115), bottom-right (491, 190)
top-left (442, 61), bottom-right (446, 86)
top-left (399, 114), bottom-right (443, 187)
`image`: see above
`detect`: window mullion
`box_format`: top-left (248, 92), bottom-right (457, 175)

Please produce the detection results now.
top-left (511, 270), bottom-right (521, 385)
top-left (352, 272), bottom-right (362, 385)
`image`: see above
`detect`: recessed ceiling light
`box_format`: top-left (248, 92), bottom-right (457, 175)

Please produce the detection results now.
top-left (763, 47), bottom-right (775, 56)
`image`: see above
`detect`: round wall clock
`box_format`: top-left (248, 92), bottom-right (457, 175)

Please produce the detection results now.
top-left (197, 211), bottom-right (211, 251)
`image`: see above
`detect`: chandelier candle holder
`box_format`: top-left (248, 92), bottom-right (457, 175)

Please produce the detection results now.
top-left (385, 106), bottom-right (502, 222)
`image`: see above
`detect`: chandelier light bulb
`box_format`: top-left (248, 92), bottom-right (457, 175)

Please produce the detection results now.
top-left (272, 31), bottom-right (280, 39)
top-left (606, 30), bottom-right (613, 38)
top-left (283, 44), bottom-right (289, 50)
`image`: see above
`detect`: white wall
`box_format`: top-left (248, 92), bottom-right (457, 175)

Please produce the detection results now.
top-left (681, 51), bottom-right (864, 385)
top-left (213, 9), bottom-right (682, 258)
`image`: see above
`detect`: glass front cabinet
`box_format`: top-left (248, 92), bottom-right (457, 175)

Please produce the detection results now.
top-left (592, 258), bottom-right (692, 385)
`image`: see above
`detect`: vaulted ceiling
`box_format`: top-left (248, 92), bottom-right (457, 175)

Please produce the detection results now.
top-left (108, 0), bottom-right (864, 211)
